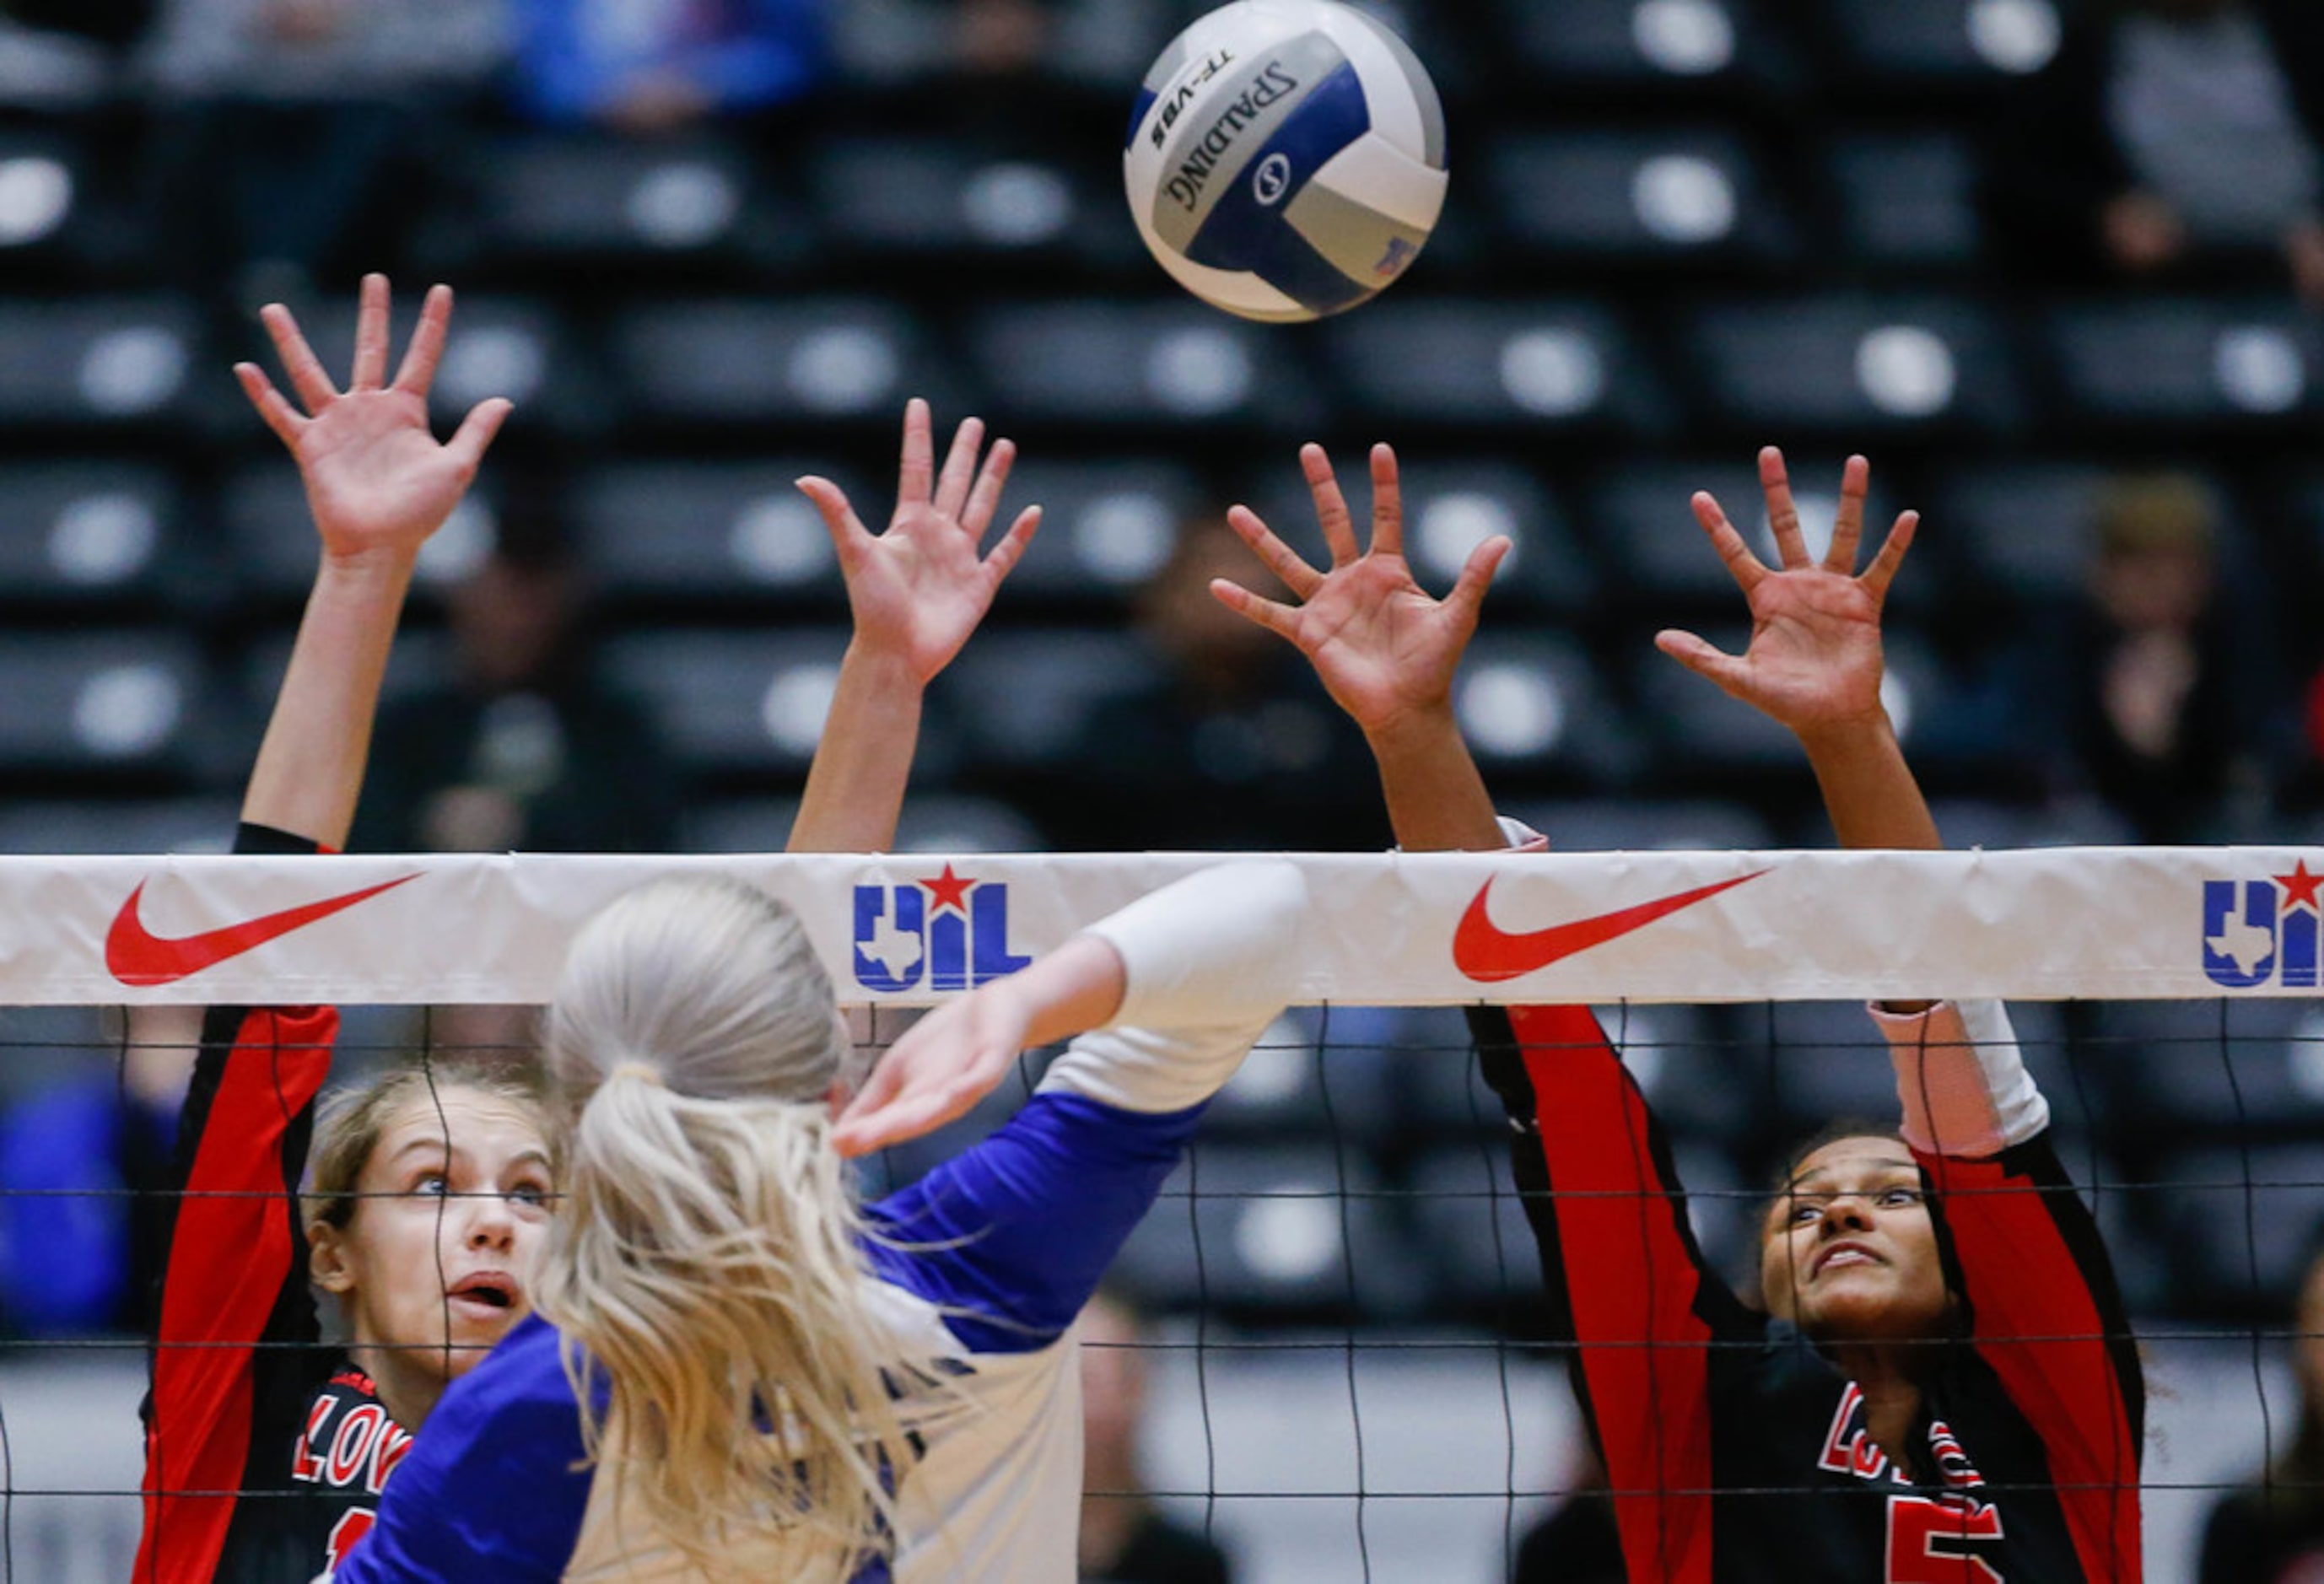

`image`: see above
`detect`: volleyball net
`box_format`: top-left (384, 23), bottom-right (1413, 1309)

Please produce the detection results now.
top-left (0, 845), bottom-right (2316, 1582)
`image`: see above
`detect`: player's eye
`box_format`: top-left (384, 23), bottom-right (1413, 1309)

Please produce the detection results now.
top-left (1789, 1200), bottom-right (1825, 1224)
top-left (508, 1182), bottom-right (550, 1209)
top-left (412, 1172), bottom-right (450, 1198)
top-left (1879, 1187), bottom-right (1922, 1208)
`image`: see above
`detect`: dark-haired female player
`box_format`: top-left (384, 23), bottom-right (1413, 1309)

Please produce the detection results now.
top-left (1214, 441), bottom-right (2145, 1582)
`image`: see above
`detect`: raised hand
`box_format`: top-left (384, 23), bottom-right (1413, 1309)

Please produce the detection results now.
top-left (1211, 442), bottom-right (1508, 739)
top-left (235, 273), bottom-right (512, 569)
top-left (1655, 448), bottom-right (1917, 744)
top-left (831, 972), bottom-right (1037, 1157)
top-left (797, 398), bottom-right (1041, 686)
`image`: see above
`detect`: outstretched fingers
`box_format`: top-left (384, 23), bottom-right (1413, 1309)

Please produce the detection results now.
top-left (1690, 488), bottom-right (1767, 594)
top-left (1209, 577), bottom-right (1303, 642)
top-left (959, 434), bottom-right (1016, 540)
top-left (1858, 509), bottom-right (1919, 604)
top-left (444, 397), bottom-right (514, 475)
top-left (1759, 445), bottom-right (1809, 569)
top-left (797, 475), bottom-right (874, 560)
top-left (1655, 628), bottom-right (1750, 696)
top-left (1224, 504), bottom-right (1324, 599)
top-left (979, 504), bottom-right (1043, 584)
top-left (260, 303), bottom-right (337, 416)
top-left (1368, 442), bottom-right (1405, 559)
top-left (933, 414), bottom-right (986, 522)
top-left (1825, 453), bottom-right (1870, 574)
top-left (349, 272), bottom-right (392, 391)
top-left (1301, 442), bottom-right (1361, 568)
top-left (896, 396), bottom-right (935, 506)
top-left (391, 283), bottom-right (456, 397)
top-left (1444, 534), bottom-right (1512, 626)
top-left (233, 363), bottom-right (305, 449)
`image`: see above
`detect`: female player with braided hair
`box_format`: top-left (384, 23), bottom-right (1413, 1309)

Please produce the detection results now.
top-left (137, 267), bottom-right (1036, 1584)
top-left (1213, 441), bottom-right (2145, 1583)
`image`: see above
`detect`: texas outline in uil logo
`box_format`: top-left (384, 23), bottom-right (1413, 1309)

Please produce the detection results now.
top-left (2202, 859), bottom-right (2324, 989)
top-left (853, 865), bottom-right (1032, 994)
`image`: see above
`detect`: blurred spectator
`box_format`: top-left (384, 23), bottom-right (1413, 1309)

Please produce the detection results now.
top-left (138, 0), bottom-right (508, 300)
top-left (506, 0), bottom-right (824, 134)
top-left (1987, 0), bottom-right (2324, 302)
top-left (353, 488), bottom-right (678, 856)
top-left (2197, 1231), bottom-right (2324, 1581)
top-left (999, 515), bottom-right (1379, 853)
top-left (2036, 474), bottom-right (2277, 843)
top-left (1079, 1289), bottom-right (1233, 1584)
top-left (0, 1006), bottom-right (196, 1338)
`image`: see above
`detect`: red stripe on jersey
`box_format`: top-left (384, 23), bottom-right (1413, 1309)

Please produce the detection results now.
top-left (1919, 1149), bottom-right (2143, 1582)
top-left (136, 1005), bottom-right (337, 1584)
top-left (1508, 1004), bottom-right (1716, 1584)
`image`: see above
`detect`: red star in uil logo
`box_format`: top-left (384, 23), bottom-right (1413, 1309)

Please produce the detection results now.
top-left (918, 864), bottom-right (977, 914)
top-left (2277, 860), bottom-right (2324, 914)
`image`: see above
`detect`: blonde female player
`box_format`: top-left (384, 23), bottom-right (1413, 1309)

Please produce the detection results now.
top-left (328, 887), bottom-right (1305, 1578)
top-left (1212, 443), bottom-right (2145, 1583)
top-left (137, 267), bottom-right (1037, 1584)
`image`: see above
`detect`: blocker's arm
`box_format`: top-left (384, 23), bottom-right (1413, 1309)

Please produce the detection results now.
top-left (787, 397), bottom-right (1038, 854)
top-left (235, 274), bottom-right (510, 850)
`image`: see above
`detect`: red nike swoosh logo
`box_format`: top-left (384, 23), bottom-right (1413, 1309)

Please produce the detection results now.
top-left (1453, 870), bottom-right (1769, 983)
top-left (107, 873), bottom-right (419, 987)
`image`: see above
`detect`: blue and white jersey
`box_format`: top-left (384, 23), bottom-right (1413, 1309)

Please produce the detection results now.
top-left (328, 862), bottom-right (1304, 1584)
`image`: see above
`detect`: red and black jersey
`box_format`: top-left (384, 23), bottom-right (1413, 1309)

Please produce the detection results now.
top-left (1472, 1004), bottom-right (2145, 1584)
top-left (134, 823), bottom-right (402, 1584)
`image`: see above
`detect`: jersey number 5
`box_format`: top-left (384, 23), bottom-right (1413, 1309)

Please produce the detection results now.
top-left (1886, 1493), bottom-right (2003, 1584)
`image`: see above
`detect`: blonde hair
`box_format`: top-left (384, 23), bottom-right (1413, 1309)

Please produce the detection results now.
top-left (537, 876), bottom-right (912, 1582)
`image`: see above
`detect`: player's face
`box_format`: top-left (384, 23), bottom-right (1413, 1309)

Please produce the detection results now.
top-left (323, 1087), bottom-right (554, 1380)
top-left (1761, 1138), bottom-right (1949, 1343)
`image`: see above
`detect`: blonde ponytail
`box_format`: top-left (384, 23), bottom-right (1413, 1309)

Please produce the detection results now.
top-left (537, 877), bottom-right (914, 1581)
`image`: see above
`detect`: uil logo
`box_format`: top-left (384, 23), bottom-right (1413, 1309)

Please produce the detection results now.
top-left (2203, 860), bottom-right (2323, 989)
top-left (854, 865), bottom-right (1032, 994)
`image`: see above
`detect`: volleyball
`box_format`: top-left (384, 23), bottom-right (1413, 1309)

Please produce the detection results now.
top-left (1123, 0), bottom-right (1448, 324)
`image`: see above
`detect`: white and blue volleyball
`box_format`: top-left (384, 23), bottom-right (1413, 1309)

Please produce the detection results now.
top-left (1124, 0), bottom-right (1448, 323)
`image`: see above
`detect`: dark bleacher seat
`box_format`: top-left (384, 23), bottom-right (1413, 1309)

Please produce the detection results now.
top-left (1497, 0), bottom-right (1791, 99)
top-left (0, 796), bottom-right (238, 854)
top-left (984, 458), bottom-right (1202, 607)
top-left (0, 631), bottom-right (212, 779)
top-left (0, 462), bottom-right (185, 610)
top-left (1761, 998), bottom-right (2075, 1138)
top-left (1112, 1142), bottom-right (1421, 1321)
top-left (1825, 132), bottom-right (1983, 271)
top-left (2154, 1143), bottom-right (2324, 1313)
top-left (0, 298), bottom-right (202, 431)
top-left (267, 294), bottom-right (599, 439)
top-left (1243, 456), bottom-right (1599, 617)
top-left (813, 139), bottom-right (1119, 272)
top-left (1926, 460), bottom-right (2122, 603)
top-left (222, 465), bottom-right (500, 605)
top-left (1924, 797), bottom-right (2137, 850)
top-left (0, 129), bottom-right (111, 284)
top-left (1319, 299), bottom-right (1667, 439)
top-left (612, 299), bottom-right (936, 428)
top-left (1502, 799), bottom-right (1776, 852)
top-left (1685, 294), bottom-right (2021, 437)
top-left (600, 628), bottom-right (851, 777)
top-left (2042, 299), bottom-right (2324, 432)
top-left (938, 628), bottom-right (1152, 770)
top-left (969, 301), bottom-right (1317, 431)
top-left (1454, 633), bottom-right (1637, 787)
top-left (1406, 1146), bottom-right (1545, 1312)
top-left (1817, 0), bottom-right (2065, 94)
top-left (830, 0), bottom-right (1167, 91)
top-left (572, 461), bottom-right (864, 609)
top-left (1491, 130), bottom-right (1796, 270)
top-left (441, 135), bottom-right (796, 279)
top-left (1588, 455), bottom-right (1922, 612)
top-left (2089, 999), bottom-right (2324, 1140)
